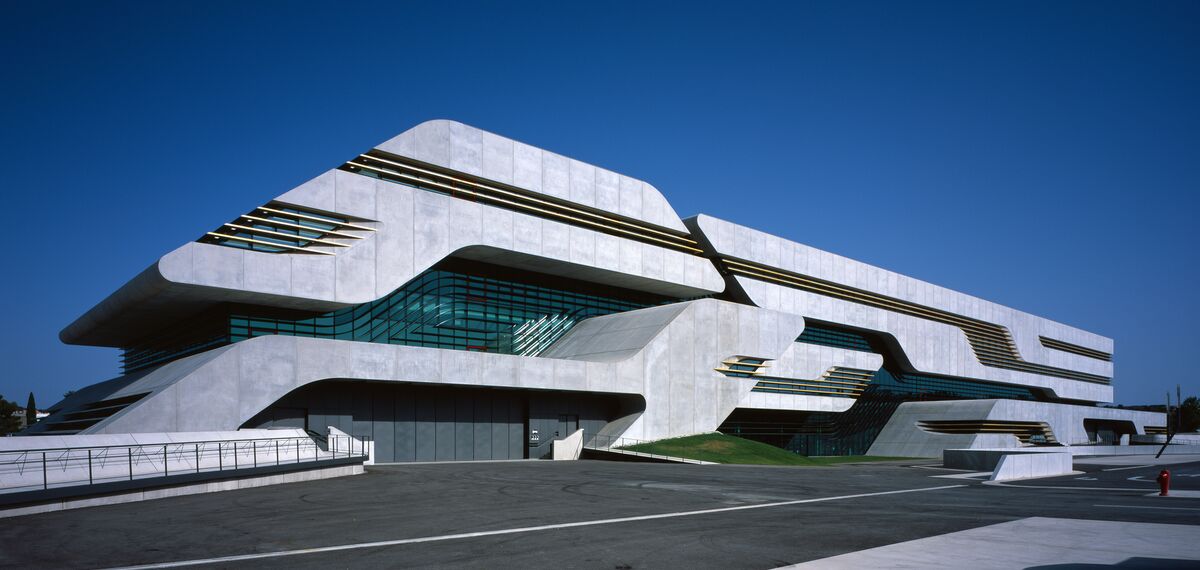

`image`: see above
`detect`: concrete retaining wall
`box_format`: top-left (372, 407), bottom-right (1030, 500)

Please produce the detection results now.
top-left (1, 428), bottom-right (365, 496)
top-left (0, 429), bottom-right (325, 493)
top-left (1131, 434), bottom-right (1200, 445)
top-left (1, 463), bottom-right (363, 518)
top-left (552, 429), bottom-right (584, 460)
top-left (1066, 445), bottom-right (1200, 456)
top-left (990, 452), bottom-right (1074, 481)
top-left (944, 448), bottom-right (1069, 471)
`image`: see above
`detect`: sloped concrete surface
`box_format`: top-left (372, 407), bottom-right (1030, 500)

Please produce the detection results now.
top-left (781, 517), bottom-right (1200, 569)
top-left (65, 299), bottom-right (803, 443)
top-left (988, 452), bottom-right (1074, 481)
top-left (551, 429), bottom-right (583, 460)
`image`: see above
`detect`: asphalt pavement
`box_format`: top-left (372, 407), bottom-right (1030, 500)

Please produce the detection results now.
top-left (997, 455), bottom-right (1200, 492)
top-left (0, 456), bottom-right (1197, 569)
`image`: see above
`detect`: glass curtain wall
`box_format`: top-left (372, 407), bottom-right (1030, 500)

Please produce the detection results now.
top-left (719, 322), bottom-right (1047, 456)
top-left (228, 269), bottom-right (656, 354)
top-left (122, 261), bottom-right (669, 373)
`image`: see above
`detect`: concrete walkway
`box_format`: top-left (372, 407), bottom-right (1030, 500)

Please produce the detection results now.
top-left (781, 516), bottom-right (1200, 569)
top-left (1073, 454), bottom-right (1200, 467)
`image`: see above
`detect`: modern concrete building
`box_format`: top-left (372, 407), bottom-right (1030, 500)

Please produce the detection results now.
top-left (31, 120), bottom-right (1163, 460)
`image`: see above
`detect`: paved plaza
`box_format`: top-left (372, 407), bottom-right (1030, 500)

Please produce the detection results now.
top-left (1, 456), bottom-right (1197, 569)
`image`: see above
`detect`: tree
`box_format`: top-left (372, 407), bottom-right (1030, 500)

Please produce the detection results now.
top-left (1182, 396), bottom-right (1200, 433)
top-left (0, 394), bottom-right (21, 435)
top-left (25, 392), bottom-right (37, 427)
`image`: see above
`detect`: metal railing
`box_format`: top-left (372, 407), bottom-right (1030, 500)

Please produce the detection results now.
top-left (584, 434), bottom-right (702, 463)
top-left (1064, 436), bottom-right (1200, 448)
top-left (0, 434), bottom-right (370, 496)
top-left (1130, 434), bottom-right (1200, 445)
top-left (1067, 438), bottom-right (1125, 446)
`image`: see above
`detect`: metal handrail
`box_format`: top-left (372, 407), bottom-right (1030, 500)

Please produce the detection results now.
top-left (0, 434), bottom-right (330, 455)
top-left (1130, 435), bottom-right (1200, 445)
top-left (583, 434), bottom-right (699, 463)
top-left (1063, 441), bottom-right (1200, 449)
top-left (0, 434), bottom-right (372, 496)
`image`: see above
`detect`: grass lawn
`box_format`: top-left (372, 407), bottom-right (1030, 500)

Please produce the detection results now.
top-left (616, 433), bottom-right (913, 466)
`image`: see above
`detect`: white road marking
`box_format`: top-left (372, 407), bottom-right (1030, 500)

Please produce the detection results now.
top-left (1094, 504), bottom-right (1200, 511)
top-left (983, 480), bottom-right (1155, 491)
top-left (931, 471), bottom-right (993, 480)
top-left (910, 464), bottom-right (971, 472)
top-left (1143, 490), bottom-right (1200, 498)
top-left (1100, 465), bottom-right (1151, 472)
top-left (98, 484), bottom-right (966, 569)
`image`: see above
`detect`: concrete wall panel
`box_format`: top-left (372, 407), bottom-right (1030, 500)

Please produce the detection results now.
top-left (65, 120), bottom-right (724, 347)
top-left (689, 214), bottom-right (1115, 403)
top-left (84, 299), bottom-right (810, 445)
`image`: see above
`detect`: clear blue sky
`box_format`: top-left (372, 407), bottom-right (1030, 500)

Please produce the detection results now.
top-left (1, 1), bottom-right (1196, 407)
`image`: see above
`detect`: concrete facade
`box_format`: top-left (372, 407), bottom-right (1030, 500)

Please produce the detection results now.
top-left (869, 399), bottom-right (1164, 458)
top-left (689, 214), bottom-right (1113, 403)
top-left (62, 299), bottom-right (800, 445)
top-left (30, 119), bottom-right (1162, 461)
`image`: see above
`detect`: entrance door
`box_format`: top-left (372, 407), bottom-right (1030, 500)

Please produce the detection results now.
top-left (557, 414), bottom-right (579, 439)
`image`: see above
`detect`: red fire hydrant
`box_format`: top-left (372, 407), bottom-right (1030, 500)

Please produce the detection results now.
top-left (1157, 469), bottom-right (1170, 496)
